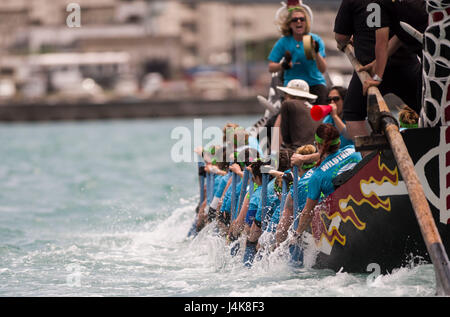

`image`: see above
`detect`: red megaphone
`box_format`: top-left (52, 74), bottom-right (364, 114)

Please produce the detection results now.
top-left (310, 105), bottom-right (332, 121)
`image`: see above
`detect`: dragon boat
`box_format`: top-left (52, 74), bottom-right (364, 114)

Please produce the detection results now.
top-left (310, 125), bottom-right (450, 274)
top-left (294, 1), bottom-right (450, 280)
top-left (193, 0), bottom-right (450, 295)
top-left (251, 0), bottom-right (450, 289)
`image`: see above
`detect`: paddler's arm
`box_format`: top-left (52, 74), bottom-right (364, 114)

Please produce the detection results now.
top-left (229, 195), bottom-right (250, 240)
top-left (229, 163), bottom-right (244, 178)
top-left (218, 176), bottom-right (233, 212)
top-left (275, 193), bottom-right (294, 247)
top-left (290, 152), bottom-right (320, 167)
top-left (268, 169), bottom-right (283, 178)
top-left (294, 198), bottom-right (318, 237)
top-left (204, 163), bottom-right (215, 174)
top-left (209, 165), bottom-right (227, 176)
top-left (231, 166), bottom-right (253, 236)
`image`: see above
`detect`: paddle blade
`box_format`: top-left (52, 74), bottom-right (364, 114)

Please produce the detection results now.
top-left (383, 93), bottom-right (407, 113)
top-left (289, 243), bottom-right (304, 267)
top-left (310, 105), bottom-right (332, 121)
top-left (230, 241), bottom-right (240, 257)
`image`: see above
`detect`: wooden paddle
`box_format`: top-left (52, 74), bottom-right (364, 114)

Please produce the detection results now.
top-left (236, 168), bottom-right (250, 219)
top-left (343, 43), bottom-right (450, 296)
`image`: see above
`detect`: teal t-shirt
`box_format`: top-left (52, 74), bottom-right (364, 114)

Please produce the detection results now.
top-left (248, 185), bottom-right (262, 212)
top-left (307, 145), bottom-right (362, 201)
top-left (214, 172), bottom-right (231, 198)
top-left (221, 180), bottom-right (242, 214)
top-left (289, 167), bottom-right (316, 212)
top-left (268, 33), bottom-right (326, 87)
top-left (213, 174), bottom-right (223, 195)
top-left (255, 178), bottom-right (278, 223)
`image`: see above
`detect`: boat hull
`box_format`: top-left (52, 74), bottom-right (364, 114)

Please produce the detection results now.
top-left (310, 126), bottom-right (450, 273)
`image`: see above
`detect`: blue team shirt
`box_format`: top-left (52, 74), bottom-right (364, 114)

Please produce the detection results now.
top-left (221, 180), bottom-right (242, 214)
top-left (213, 174), bottom-right (223, 195)
top-left (248, 185), bottom-right (262, 212)
top-left (266, 178), bottom-right (279, 214)
top-left (268, 33), bottom-right (326, 87)
top-left (245, 185), bottom-right (261, 226)
top-left (255, 178), bottom-right (278, 223)
top-left (307, 145), bottom-right (362, 201)
top-left (214, 172), bottom-right (231, 198)
top-left (290, 167), bottom-right (316, 212)
top-left (322, 114), bottom-right (354, 148)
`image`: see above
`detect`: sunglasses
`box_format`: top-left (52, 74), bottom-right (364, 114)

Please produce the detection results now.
top-left (290, 17), bottom-right (306, 23)
top-left (327, 96), bottom-right (341, 103)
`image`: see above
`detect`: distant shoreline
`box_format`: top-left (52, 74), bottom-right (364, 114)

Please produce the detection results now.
top-left (0, 97), bottom-right (264, 122)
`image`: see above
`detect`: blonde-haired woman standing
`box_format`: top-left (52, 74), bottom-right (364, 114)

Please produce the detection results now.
top-left (268, 6), bottom-right (328, 105)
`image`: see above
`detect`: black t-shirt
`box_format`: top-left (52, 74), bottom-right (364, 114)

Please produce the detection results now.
top-left (376, 0), bottom-right (428, 54)
top-left (334, 0), bottom-right (417, 66)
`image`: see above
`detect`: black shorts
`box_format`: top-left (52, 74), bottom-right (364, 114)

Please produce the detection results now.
top-left (343, 60), bottom-right (422, 121)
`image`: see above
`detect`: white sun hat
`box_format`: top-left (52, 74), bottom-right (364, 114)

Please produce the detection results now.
top-left (276, 79), bottom-right (317, 100)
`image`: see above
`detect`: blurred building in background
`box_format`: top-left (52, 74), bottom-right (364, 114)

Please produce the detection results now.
top-left (0, 0), bottom-right (349, 103)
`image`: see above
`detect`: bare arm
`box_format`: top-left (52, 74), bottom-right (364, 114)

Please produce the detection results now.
top-left (269, 61), bottom-right (283, 73)
top-left (268, 170), bottom-right (284, 178)
top-left (387, 35), bottom-right (402, 57)
top-left (335, 33), bottom-right (352, 51)
top-left (275, 193), bottom-right (294, 246)
top-left (229, 164), bottom-right (244, 179)
top-left (295, 198), bottom-right (318, 236)
top-left (248, 220), bottom-right (263, 243)
top-left (291, 152), bottom-right (320, 167)
top-left (229, 195), bottom-right (250, 238)
top-left (362, 27), bottom-right (390, 94)
top-left (361, 30), bottom-right (402, 77)
top-left (208, 165), bottom-right (227, 176)
top-left (374, 27), bottom-right (390, 79)
top-left (330, 104), bottom-right (347, 134)
top-left (314, 50), bottom-right (327, 73)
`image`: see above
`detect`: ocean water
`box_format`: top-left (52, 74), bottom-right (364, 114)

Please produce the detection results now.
top-left (0, 116), bottom-right (437, 297)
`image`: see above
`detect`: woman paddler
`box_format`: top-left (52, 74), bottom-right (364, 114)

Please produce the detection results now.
top-left (274, 144), bottom-right (317, 247)
top-left (292, 124), bottom-right (362, 245)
